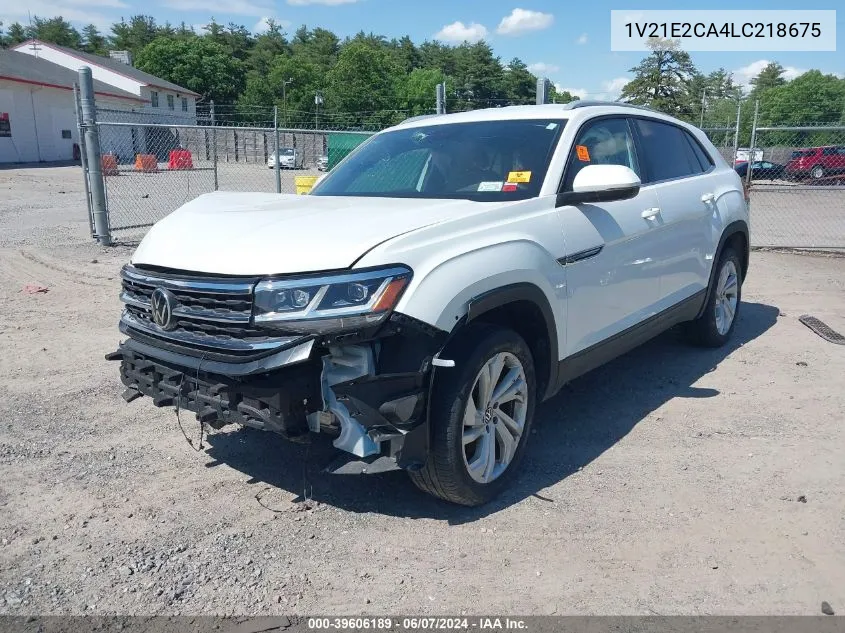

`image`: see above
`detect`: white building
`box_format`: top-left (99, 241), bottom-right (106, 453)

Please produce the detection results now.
top-left (2, 40), bottom-right (200, 164)
top-left (0, 49), bottom-right (145, 163)
top-left (13, 40), bottom-right (199, 124)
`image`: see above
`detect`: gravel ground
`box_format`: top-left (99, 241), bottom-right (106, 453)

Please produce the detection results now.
top-left (1, 165), bottom-right (844, 617)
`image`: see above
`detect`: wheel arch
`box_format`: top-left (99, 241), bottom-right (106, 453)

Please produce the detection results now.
top-left (458, 283), bottom-right (559, 401)
top-left (698, 219), bottom-right (749, 320)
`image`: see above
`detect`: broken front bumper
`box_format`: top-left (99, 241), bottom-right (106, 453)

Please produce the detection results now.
top-left (108, 313), bottom-right (448, 471)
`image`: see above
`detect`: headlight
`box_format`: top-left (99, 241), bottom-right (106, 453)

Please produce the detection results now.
top-left (253, 266), bottom-right (412, 334)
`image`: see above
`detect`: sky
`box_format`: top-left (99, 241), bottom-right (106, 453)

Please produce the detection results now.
top-left (3, 0), bottom-right (843, 99)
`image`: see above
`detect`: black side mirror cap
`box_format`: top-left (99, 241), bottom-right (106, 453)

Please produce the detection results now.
top-left (556, 185), bottom-right (640, 207)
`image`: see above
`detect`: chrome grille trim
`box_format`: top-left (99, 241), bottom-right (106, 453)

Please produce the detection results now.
top-left (119, 265), bottom-right (299, 357)
top-left (120, 310), bottom-right (296, 352)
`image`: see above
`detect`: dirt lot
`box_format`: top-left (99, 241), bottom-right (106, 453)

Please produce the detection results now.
top-left (1, 165), bottom-right (844, 616)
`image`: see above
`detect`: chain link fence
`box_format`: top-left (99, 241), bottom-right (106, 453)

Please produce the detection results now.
top-left (91, 105), bottom-right (374, 238)
top-left (75, 76), bottom-right (844, 250)
top-left (744, 124), bottom-right (845, 249)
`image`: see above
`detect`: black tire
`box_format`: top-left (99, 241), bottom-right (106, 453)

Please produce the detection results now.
top-left (409, 324), bottom-right (536, 506)
top-left (684, 247), bottom-right (743, 348)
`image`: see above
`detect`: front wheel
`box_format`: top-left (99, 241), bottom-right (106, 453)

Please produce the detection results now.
top-left (409, 324), bottom-right (536, 506)
top-left (811, 165), bottom-right (825, 179)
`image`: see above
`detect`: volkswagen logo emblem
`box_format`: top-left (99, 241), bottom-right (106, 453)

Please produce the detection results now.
top-left (150, 288), bottom-right (176, 330)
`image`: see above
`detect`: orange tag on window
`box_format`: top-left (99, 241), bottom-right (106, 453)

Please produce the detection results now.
top-left (576, 145), bottom-right (590, 161)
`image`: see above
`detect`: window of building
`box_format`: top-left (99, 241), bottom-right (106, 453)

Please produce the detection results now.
top-left (150, 91), bottom-right (159, 108)
top-left (167, 94), bottom-right (175, 110)
top-left (181, 97), bottom-right (188, 112)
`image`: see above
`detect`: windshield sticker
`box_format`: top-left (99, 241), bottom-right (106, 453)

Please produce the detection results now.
top-left (576, 145), bottom-right (591, 161)
top-left (546, 123), bottom-right (558, 130)
top-left (478, 181), bottom-right (503, 192)
top-left (507, 171), bottom-right (532, 183)
top-left (502, 183), bottom-right (518, 192)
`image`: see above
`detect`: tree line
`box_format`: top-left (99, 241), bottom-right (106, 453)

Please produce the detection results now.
top-left (2, 17), bottom-right (843, 132)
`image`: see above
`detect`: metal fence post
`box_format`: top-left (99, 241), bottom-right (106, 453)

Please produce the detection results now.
top-left (273, 105), bottom-right (281, 193)
top-left (73, 83), bottom-right (95, 239)
top-left (746, 100), bottom-right (760, 187)
top-left (436, 83), bottom-right (445, 115)
top-left (210, 100), bottom-right (218, 191)
top-left (732, 101), bottom-right (742, 164)
top-left (78, 66), bottom-right (111, 246)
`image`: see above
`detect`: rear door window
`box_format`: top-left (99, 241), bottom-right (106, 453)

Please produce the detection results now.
top-left (633, 118), bottom-right (707, 183)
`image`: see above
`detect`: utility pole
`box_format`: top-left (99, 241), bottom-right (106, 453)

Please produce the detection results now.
top-left (78, 66), bottom-right (110, 246)
top-left (436, 82), bottom-right (446, 115)
top-left (282, 78), bottom-right (293, 128)
top-left (314, 90), bottom-right (323, 130)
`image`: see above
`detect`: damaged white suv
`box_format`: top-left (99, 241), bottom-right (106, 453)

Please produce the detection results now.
top-left (109, 102), bottom-right (749, 506)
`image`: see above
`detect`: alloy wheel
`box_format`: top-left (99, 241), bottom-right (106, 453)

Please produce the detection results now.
top-left (461, 352), bottom-right (528, 484)
top-left (715, 260), bottom-right (739, 335)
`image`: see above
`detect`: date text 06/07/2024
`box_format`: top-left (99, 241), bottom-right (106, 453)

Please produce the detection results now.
top-left (306, 617), bottom-right (529, 631)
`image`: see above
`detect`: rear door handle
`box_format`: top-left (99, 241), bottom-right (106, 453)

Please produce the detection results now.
top-left (701, 192), bottom-right (716, 204)
top-left (641, 207), bottom-right (661, 219)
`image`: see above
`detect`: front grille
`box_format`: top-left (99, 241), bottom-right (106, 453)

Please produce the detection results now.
top-left (119, 265), bottom-right (297, 357)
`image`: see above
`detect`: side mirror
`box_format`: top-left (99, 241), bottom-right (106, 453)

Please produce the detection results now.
top-left (557, 164), bottom-right (641, 206)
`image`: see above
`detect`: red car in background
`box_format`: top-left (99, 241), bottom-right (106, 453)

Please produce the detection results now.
top-left (785, 145), bottom-right (845, 180)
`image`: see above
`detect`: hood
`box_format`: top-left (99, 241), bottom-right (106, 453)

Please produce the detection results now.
top-left (131, 191), bottom-right (483, 275)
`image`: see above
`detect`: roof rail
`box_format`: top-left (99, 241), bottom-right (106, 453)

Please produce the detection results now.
top-left (561, 100), bottom-right (661, 114)
top-left (400, 114), bottom-right (441, 124)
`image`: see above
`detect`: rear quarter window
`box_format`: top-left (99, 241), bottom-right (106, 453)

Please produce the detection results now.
top-left (633, 118), bottom-right (708, 183)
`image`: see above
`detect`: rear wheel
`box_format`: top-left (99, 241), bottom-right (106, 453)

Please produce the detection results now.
top-left (684, 247), bottom-right (742, 347)
top-left (811, 165), bottom-right (825, 179)
top-left (409, 324), bottom-right (536, 506)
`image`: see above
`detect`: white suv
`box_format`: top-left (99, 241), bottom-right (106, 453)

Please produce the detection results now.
top-left (109, 102), bottom-right (749, 506)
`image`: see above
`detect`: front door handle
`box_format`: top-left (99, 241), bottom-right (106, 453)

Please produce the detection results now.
top-left (641, 207), bottom-right (661, 220)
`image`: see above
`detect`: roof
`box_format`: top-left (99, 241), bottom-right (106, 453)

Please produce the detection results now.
top-left (392, 102), bottom-right (680, 131)
top-left (0, 50), bottom-right (144, 102)
top-left (14, 40), bottom-right (199, 96)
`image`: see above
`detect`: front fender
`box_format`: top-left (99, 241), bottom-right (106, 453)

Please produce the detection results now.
top-left (394, 239), bottom-right (566, 359)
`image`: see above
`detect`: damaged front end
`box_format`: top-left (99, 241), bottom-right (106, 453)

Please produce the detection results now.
top-left (108, 264), bottom-right (448, 473)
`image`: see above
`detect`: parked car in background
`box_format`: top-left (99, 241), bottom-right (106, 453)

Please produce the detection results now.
top-left (267, 148), bottom-right (302, 169)
top-left (316, 155), bottom-right (328, 171)
top-left (734, 160), bottom-right (786, 180)
top-left (785, 145), bottom-right (845, 180)
top-left (734, 147), bottom-right (763, 164)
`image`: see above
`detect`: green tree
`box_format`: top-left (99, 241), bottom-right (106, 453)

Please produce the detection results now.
top-left (291, 26), bottom-right (339, 73)
top-left (502, 58), bottom-right (536, 104)
top-left (248, 19), bottom-right (289, 76)
top-left (750, 62), bottom-right (787, 97)
top-left (82, 24), bottom-right (108, 55)
top-left (451, 41), bottom-right (507, 108)
top-left (28, 16), bottom-right (82, 48)
top-left (111, 15), bottom-right (159, 55)
top-left (418, 41), bottom-right (457, 76)
top-left (620, 38), bottom-right (698, 117)
top-left (549, 86), bottom-right (579, 104)
top-left (325, 40), bottom-right (403, 126)
top-left (398, 67), bottom-right (446, 115)
top-left (760, 70), bottom-right (845, 126)
top-left (5, 22), bottom-right (27, 45)
top-left (135, 37), bottom-right (245, 103)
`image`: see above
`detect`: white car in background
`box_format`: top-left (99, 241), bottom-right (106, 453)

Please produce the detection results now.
top-left (267, 147), bottom-right (302, 169)
top-left (111, 102), bottom-right (750, 506)
top-left (316, 155), bottom-right (329, 171)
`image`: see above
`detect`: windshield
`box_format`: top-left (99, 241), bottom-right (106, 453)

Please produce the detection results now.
top-left (791, 150), bottom-right (814, 159)
top-left (279, 148), bottom-right (295, 156)
top-left (311, 119), bottom-right (566, 201)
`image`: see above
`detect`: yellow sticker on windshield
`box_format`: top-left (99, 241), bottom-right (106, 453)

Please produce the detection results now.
top-left (507, 171), bottom-right (532, 183)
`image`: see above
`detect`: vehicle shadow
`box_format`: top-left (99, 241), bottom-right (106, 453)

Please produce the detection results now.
top-left (203, 301), bottom-right (779, 524)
